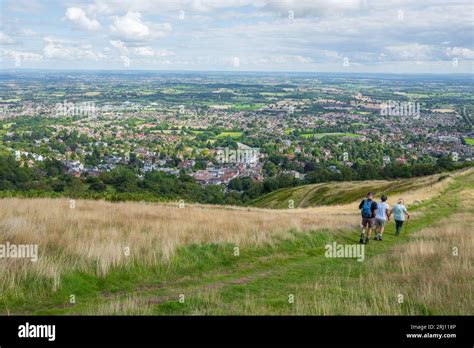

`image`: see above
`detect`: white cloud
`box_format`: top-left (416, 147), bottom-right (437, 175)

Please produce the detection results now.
top-left (446, 47), bottom-right (474, 60)
top-left (16, 29), bottom-right (37, 37)
top-left (317, 50), bottom-right (343, 60)
top-left (241, 54), bottom-right (312, 65)
top-left (87, 0), bottom-right (265, 16)
top-left (133, 46), bottom-right (155, 57)
top-left (0, 32), bottom-right (15, 44)
top-left (43, 37), bottom-right (104, 60)
top-left (120, 55), bottom-right (130, 67)
top-left (132, 47), bottom-right (175, 57)
top-left (190, 0), bottom-right (265, 12)
top-left (262, 0), bottom-right (366, 17)
top-left (110, 11), bottom-right (172, 42)
top-left (1, 49), bottom-right (42, 61)
top-left (2, 0), bottom-right (473, 72)
top-left (65, 7), bottom-right (101, 31)
top-left (112, 44), bottom-right (175, 59)
top-left (385, 44), bottom-right (439, 61)
top-left (110, 40), bottom-right (129, 55)
top-left (155, 49), bottom-right (175, 57)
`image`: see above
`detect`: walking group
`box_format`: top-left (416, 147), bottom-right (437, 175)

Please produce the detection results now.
top-left (358, 192), bottom-right (410, 244)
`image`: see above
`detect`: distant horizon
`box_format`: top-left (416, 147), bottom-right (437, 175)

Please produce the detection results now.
top-left (1, 68), bottom-right (473, 77)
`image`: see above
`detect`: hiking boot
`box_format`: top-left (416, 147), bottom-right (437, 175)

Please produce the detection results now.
top-left (359, 234), bottom-right (365, 244)
top-left (379, 235), bottom-right (383, 241)
top-left (364, 237), bottom-right (369, 244)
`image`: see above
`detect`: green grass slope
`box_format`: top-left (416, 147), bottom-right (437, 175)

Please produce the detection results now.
top-left (251, 172), bottom-right (455, 209)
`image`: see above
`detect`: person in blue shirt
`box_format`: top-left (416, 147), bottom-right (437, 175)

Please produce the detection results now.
top-left (358, 192), bottom-right (378, 244)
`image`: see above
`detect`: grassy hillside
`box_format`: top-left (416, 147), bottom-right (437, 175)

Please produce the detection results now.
top-left (251, 172), bottom-right (455, 209)
top-left (0, 168), bottom-right (472, 315)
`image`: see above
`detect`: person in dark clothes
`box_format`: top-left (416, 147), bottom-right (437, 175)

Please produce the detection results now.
top-left (358, 192), bottom-right (378, 244)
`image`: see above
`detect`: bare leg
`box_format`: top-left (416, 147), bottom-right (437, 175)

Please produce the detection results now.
top-left (360, 225), bottom-right (366, 242)
top-left (379, 225), bottom-right (385, 240)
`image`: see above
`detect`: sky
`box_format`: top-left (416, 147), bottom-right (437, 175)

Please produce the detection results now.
top-left (0, 0), bottom-right (473, 73)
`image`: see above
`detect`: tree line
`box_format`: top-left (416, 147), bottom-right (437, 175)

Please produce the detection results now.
top-left (0, 154), bottom-right (471, 206)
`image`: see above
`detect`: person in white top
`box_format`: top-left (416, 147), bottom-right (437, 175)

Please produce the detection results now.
top-left (374, 195), bottom-right (390, 241)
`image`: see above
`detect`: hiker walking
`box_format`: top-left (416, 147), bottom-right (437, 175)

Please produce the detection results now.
top-left (389, 198), bottom-right (410, 236)
top-left (358, 192), bottom-right (378, 244)
top-left (374, 195), bottom-right (390, 241)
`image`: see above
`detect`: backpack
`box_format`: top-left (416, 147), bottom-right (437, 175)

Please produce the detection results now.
top-left (361, 199), bottom-right (374, 218)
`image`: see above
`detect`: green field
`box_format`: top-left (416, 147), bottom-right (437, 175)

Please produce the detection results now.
top-left (84, 91), bottom-right (101, 97)
top-left (190, 130), bottom-right (205, 135)
top-left (160, 88), bottom-right (184, 94)
top-left (464, 138), bottom-right (474, 146)
top-left (189, 130), bottom-right (242, 138)
top-left (230, 103), bottom-right (264, 111)
top-left (217, 131), bottom-right (243, 138)
top-left (1, 98), bottom-right (21, 102)
top-left (301, 132), bottom-right (360, 139)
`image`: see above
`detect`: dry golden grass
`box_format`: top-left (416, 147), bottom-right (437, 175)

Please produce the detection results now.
top-left (0, 168), bottom-right (471, 297)
top-left (88, 295), bottom-right (154, 315)
top-left (0, 196), bottom-right (358, 293)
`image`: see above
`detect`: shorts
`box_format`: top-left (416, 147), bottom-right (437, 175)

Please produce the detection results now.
top-left (361, 217), bottom-right (375, 228)
top-left (375, 218), bottom-right (386, 227)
